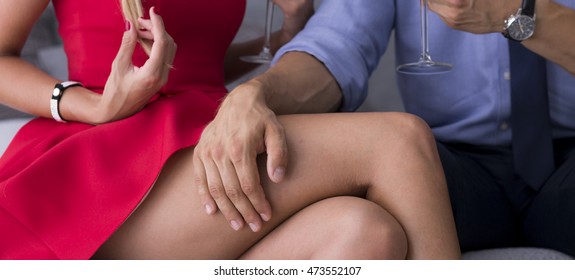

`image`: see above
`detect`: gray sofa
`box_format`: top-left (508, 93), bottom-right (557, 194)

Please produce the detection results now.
top-left (0, 2), bottom-right (572, 261)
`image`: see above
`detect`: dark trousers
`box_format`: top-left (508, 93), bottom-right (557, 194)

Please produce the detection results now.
top-left (438, 138), bottom-right (575, 256)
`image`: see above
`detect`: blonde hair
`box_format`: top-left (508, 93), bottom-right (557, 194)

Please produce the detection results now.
top-left (120, 0), bottom-right (152, 55)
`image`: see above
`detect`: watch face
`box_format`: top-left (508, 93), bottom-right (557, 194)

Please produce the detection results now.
top-left (53, 88), bottom-right (61, 98)
top-left (508, 15), bottom-right (536, 41)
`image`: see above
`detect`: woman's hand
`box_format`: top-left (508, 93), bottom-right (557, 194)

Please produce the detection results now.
top-left (96, 7), bottom-right (176, 124)
top-left (273, 0), bottom-right (315, 45)
top-left (193, 80), bottom-right (288, 233)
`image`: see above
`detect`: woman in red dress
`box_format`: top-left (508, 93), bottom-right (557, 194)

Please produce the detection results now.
top-left (0, 0), bottom-right (460, 259)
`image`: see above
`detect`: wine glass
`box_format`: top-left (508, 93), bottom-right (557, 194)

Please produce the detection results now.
top-left (241, 0), bottom-right (275, 64)
top-left (397, 0), bottom-right (452, 75)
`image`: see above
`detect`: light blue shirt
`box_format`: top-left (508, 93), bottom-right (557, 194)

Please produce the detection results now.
top-left (273, 0), bottom-right (575, 146)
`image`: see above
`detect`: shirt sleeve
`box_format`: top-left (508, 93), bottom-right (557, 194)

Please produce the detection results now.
top-left (272, 0), bottom-right (396, 111)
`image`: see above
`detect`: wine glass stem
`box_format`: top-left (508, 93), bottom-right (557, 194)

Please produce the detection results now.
top-left (420, 0), bottom-right (432, 62)
top-left (263, 0), bottom-right (274, 53)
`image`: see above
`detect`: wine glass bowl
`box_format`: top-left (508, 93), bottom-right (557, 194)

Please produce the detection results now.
top-left (396, 0), bottom-right (452, 75)
top-left (241, 0), bottom-right (275, 64)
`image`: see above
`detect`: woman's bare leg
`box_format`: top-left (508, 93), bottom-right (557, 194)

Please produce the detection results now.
top-left (93, 112), bottom-right (459, 259)
top-left (240, 196), bottom-right (407, 260)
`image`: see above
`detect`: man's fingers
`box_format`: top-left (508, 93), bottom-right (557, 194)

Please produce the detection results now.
top-left (220, 159), bottom-right (264, 232)
top-left (236, 155), bottom-right (272, 222)
top-left (193, 150), bottom-right (217, 215)
top-left (229, 138), bottom-right (272, 223)
top-left (204, 158), bottom-right (245, 231)
top-left (265, 121), bottom-right (288, 183)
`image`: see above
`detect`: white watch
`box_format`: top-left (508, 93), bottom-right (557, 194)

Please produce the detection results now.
top-left (50, 81), bottom-right (82, 122)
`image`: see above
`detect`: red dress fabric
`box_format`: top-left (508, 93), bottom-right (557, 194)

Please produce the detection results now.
top-left (0, 0), bottom-right (246, 259)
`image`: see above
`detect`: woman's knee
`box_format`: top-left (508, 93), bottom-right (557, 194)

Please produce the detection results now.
top-left (313, 197), bottom-right (408, 259)
top-left (375, 112), bottom-right (435, 148)
top-left (365, 112), bottom-right (439, 167)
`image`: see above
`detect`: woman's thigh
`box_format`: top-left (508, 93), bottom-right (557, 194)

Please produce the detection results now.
top-left (94, 112), bottom-right (429, 259)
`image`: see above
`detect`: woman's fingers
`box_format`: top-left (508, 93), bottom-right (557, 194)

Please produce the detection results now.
top-left (112, 20), bottom-right (138, 73)
top-left (136, 29), bottom-right (154, 41)
top-left (146, 7), bottom-right (172, 68)
top-left (137, 7), bottom-right (176, 80)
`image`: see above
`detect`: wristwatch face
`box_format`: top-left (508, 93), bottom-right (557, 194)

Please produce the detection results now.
top-left (52, 88), bottom-right (61, 98)
top-left (508, 15), bottom-right (536, 41)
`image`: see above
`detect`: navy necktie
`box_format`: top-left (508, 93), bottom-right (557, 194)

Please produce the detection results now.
top-left (509, 41), bottom-right (554, 190)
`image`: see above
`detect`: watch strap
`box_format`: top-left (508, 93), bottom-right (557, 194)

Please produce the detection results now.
top-left (522, 0), bottom-right (536, 17)
top-left (50, 81), bottom-right (82, 122)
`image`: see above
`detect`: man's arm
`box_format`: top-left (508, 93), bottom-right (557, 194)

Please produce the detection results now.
top-left (192, 54), bottom-right (340, 233)
top-left (269, 0), bottom-right (395, 112)
top-left (429, 0), bottom-right (575, 75)
top-left (524, 0), bottom-right (575, 75)
top-left (251, 51), bottom-right (342, 115)
top-left (193, 0), bottom-right (394, 231)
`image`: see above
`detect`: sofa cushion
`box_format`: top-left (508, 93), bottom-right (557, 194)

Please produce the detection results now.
top-left (462, 247), bottom-right (573, 260)
top-left (0, 118), bottom-right (32, 156)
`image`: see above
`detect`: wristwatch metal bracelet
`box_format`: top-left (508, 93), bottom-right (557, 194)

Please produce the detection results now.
top-left (50, 81), bottom-right (83, 123)
top-left (503, 0), bottom-right (537, 42)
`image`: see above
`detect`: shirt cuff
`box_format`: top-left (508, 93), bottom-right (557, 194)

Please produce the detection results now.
top-left (272, 29), bottom-right (370, 112)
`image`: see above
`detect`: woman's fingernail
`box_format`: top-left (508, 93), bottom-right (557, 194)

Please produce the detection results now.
top-left (231, 220), bottom-right (241, 231)
top-left (125, 20), bottom-right (131, 31)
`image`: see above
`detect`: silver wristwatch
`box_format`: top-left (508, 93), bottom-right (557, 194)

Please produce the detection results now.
top-left (503, 0), bottom-right (537, 42)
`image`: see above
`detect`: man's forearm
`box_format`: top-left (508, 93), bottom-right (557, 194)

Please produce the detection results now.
top-left (253, 51), bottom-right (342, 115)
top-left (525, 0), bottom-right (575, 75)
top-left (429, 0), bottom-right (575, 75)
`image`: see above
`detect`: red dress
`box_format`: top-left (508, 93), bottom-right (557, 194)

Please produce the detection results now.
top-left (0, 0), bottom-right (246, 259)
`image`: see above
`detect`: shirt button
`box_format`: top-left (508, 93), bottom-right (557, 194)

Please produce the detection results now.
top-left (500, 122), bottom-right (510, 131)
top-left (504, 71), bottom-right (511, 81)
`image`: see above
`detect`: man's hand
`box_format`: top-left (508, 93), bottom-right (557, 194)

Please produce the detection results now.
top-left (428, 0), bottom-right (521, 34)
top-left (273, 0), bottom-right (315, 47)
top-left (193, 80), bottom-right (288, 232)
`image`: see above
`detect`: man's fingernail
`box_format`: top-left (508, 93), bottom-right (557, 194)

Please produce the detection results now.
top-left (273, 167), bottom-right (285, 182)
top-left (249, 223), bottom-right (259, 232)
top-left (231, 220), bottom-right (241, 231)
top-left (205, 204), bottom-right (213, 214)
top-left (260, 213), bottom-right (270, 222)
